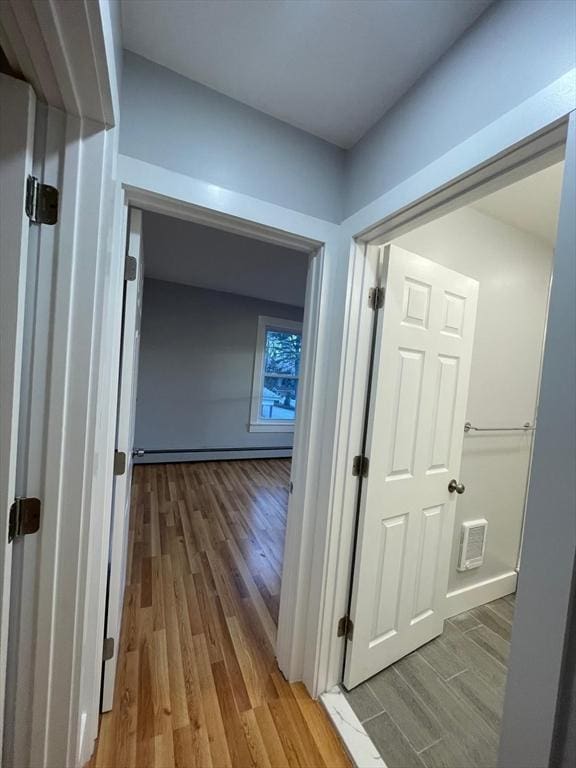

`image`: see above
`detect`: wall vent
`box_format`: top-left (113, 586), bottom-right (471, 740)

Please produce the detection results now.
top-left (458, 519), bottom-right (488, 571)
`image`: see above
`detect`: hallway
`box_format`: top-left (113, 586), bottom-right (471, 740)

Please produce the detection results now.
top-left (91, 460), bottom-right (351, 767)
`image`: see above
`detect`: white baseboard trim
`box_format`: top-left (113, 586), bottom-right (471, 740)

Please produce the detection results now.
top-left (320, 687), bottom-right (387, 768)
top-left (444, 570), bottom-right (517, 619)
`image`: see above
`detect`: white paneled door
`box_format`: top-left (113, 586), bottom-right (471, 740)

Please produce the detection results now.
top-left (343, 245), bottom-right (479, 689)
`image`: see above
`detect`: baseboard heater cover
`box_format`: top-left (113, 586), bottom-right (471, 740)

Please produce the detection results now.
top-left (134, 446), bottom-right (293, 457)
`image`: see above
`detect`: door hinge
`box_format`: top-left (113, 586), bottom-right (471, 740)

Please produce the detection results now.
top-left (8, 497), bottom-right (41, 543)
top-left (103, 636), bottom-right (115, 661)
top-left (368, 285), bottom-right (384, 310)
top-left (25, 175), bottom-right (58, 225)
top-left (124, 255), bottom-right (137, 281)
top-left (337, 615), bottom-right (354, 640)
top-left (352, 454), bottom-right (369, 478)
top-left (113, 450), bottom-right (126, 476)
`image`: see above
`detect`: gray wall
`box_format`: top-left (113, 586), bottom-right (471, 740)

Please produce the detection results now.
top-left (120, 51), bottom-right (345, 223)
top-left (344, 0), bottom-right (576, 216)
top-left (498, 114), bottom-right (576, 768)
top-left (134, 279), bottom-right (304, 462)
top-left (120, 4), bottom-right (575, 224)
top-left (142, 210), bottom-right (309, 307)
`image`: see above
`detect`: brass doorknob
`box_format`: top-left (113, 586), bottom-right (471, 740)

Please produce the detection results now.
top-left (448, 479), bottom-right (466, 494)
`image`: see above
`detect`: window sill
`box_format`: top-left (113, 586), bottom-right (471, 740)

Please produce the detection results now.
top-left (248, 422), bottom-right (295, 433)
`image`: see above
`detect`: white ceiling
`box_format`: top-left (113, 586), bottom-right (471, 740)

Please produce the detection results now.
top-left (142, 212), bottom-right (309, 306)
top-left (473, 162), bottom-right (565, 246)
top-left (121, 0), bottom-right (492, 148)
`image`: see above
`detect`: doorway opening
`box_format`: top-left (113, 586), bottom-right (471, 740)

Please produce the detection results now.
top-left (341, 156), bottom-right (565, 768)
top-left (94, 203), bottom-right (351, 765)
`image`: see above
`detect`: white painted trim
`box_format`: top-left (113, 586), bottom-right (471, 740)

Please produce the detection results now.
top-left (0, 0), bottom-right (116, 125)
top-left (320, 687), bottom-right (387, 768)
top-left (249, 314), bottom-right (302, 431)
top-left (279, 243), bottom-right (337, 688)
top-left (342, 70), bottom-right (575, 238)
top-left (6, 104), bottom-right (70, 768)
top-left (256, 315), bottom-right (303, 333)
top-left (119, 155), bottom-right (336, 246)
top-left (11, 113), bottom-right (120, 768)
top-left (117, 157), bottom-right (343, 696)
top-left (0, 8), bottom-right (121, 765)
top-left (444, 572), bottom-right (518, 619)
top-left (307, 240), bottom-right (381, 696)
top-left (0, 73), bottom-right (35, 762)
top-left (101, 206), bottom-right (143, 712)
top-left (77, 160), bottom-right (124, 765)
top-left (248, 424), bottom-right (295, 433)
top-left (317, 73), bottom-right (576, 701)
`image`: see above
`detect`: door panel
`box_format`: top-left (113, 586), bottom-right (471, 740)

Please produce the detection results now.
top-left (343, 244), bottom-right (479, 689)
top-left (0, 74), bottom-right (35, 753)
top-left (102, 207), bottom-right (144, 710)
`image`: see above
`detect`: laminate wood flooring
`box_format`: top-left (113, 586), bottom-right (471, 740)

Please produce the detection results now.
top-left (89, 460), bottom-right (351, 768)
top-left (344, 594), bottom-right (516, 768)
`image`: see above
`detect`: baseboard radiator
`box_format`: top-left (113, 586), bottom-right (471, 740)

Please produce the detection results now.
top-left (133, 446), bottom-right (293, 463)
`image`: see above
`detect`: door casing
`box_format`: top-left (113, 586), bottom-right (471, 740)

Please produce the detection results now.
top-left (108, 163), bottom-right (336, 704)
top-left (320, 120), bottom-right (570, 701)
top-left (102, 207), bottom-right (145, 710)
top-left (324, 118), bottom-right (574, 768)
top-left (0, 73), bottom-right (35, 762)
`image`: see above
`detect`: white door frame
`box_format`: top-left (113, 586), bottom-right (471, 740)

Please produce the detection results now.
top-left (101, 207), bottom-right (144, 710)
top-left (321, 114), bottom-right (575, 768)
top-left (317, 110), bottom-right (572, 688)
top-left (0, 73), bottom-right (35, 759)
top-left (112, 155), bottom-right (343, 692)
top-left (0, 5), bottom-right (121, 766)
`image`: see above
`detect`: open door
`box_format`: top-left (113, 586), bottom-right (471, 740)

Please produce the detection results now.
top-left (102, 208), bottom-right (144, 709)
top-left (0, 74), bottom-right (35, 751)
top-left (343, 244), bottom-right (479, 689)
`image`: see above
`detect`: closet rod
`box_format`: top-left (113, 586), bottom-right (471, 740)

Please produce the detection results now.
top-left (464, 421), bottom-right (535, 433)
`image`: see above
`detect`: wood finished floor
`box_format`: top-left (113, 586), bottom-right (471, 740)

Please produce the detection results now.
top-left (344, 594), bottom-right (516, 768)
top-left (90, 460), bottom-right (351, 768)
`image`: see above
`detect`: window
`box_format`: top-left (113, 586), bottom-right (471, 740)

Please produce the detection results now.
top-left (250, 315), bottom-right (303, 432)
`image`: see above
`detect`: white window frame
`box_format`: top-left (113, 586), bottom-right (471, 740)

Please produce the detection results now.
top-left (250, 315), bottom-right (303, 433)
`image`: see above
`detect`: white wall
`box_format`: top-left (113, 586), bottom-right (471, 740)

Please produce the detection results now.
top-left (134, 279), bottom-right (304, 462)
top-left (396, 205), bottom-right (553, 608)
top-left (120, 51), bottom-right (345, 223)
top-left (345, 0), bottom-right (576, 216)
